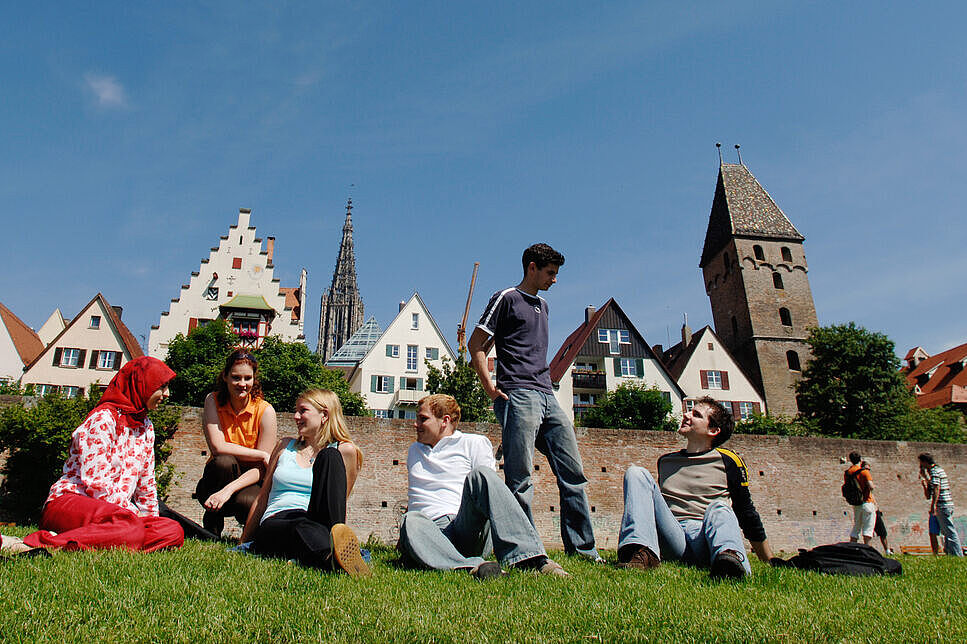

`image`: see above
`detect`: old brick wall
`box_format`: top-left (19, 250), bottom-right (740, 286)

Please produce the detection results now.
top-left (165, 408), bottom-right (967, 553)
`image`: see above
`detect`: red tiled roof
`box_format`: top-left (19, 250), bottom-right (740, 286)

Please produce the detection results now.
top-left (279, 287), bottom-right (301, 321)
top-left (904, 342), bottom-right (967, 408)
top-left (0, 301), bottom-right (44, 366)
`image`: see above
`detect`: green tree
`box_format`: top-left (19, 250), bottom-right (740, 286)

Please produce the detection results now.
top-left (255, 337), bottom-right (368, 416)
top-left (164, 319), bottom-right (238, 407)
top-left (424, 356), bottom-right (496, 422)
top-left (795, 322), bottom-right (917, 440)
top-left (736, 413), bottom-right (809, 437)
top-left (579, 382), bottom-right (676, 431)
top-left (895, 405), bottom-right (966, 444)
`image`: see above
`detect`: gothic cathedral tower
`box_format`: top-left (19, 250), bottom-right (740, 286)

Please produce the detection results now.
top-left (700, 162), bottom-right (818, 416)
top-left (317, 199), bottom-right (365, 362)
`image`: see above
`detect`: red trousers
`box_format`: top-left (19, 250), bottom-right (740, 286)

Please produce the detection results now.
top-left (23, 493), bottom-right (184, 552)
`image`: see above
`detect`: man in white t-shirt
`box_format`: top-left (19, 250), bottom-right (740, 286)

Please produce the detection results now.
top-left (397, 394), bottom-right (568, 578)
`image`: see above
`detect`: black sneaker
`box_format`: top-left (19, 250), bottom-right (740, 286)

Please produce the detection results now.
top-left (710, 549), bottom-right (747, 580)
top-left (471, 561), bottom-right (503, 580)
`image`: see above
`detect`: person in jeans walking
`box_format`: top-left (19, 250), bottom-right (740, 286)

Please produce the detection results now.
top-left (469, 243), bottom-right (600, 560)
top-left (919, 452), bottom-right (963, 557)
top-left (397, 394), bottom-right (568, 577)
top-left (616, 397), bottom-right (774, 579)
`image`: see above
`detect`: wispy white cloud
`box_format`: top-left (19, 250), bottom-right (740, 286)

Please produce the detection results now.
top-left (84, 72), bottom-right (128, 108)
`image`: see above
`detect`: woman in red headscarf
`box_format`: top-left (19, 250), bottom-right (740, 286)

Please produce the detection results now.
top-left (22, 356), bottom-right (185, 552)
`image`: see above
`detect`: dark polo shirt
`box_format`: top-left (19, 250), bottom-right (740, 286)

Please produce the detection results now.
top-left (476, 287), bottom-right (553, 394)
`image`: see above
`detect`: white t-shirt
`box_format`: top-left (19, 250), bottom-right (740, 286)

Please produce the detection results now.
top-left (407, 431), bottom-right (497, 520)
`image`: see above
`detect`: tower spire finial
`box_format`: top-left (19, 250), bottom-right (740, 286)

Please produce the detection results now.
top-left (734, 144), bottom-right (743, 166)
top-left (716, 142), bottom-right (722, 164)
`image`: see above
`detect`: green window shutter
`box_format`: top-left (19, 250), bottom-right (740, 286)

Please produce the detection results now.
top-left (416, 378), bottom-right (424, 391)
top-left (430, 348), bottom-right (439, 360)
top-left (386, 344), bottom-right (393, 357)
top-left (387, 376), bottom-right (395, 393)
top-left (613, 357), bottom-right (622, 375)
top-left (371, 375), bottom-right (378, 393)
top-left (635, 359), bottom-right (644, 377)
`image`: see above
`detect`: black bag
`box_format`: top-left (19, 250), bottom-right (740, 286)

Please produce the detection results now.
top-left (774, 542), bottom-right (902, 576)
top-left (841, 469), bottom-right (865, 506)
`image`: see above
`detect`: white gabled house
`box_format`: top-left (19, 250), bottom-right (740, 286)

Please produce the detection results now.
top-left (549, 298), bottom-right (684, 424)
top-left (148, 208), bottom-right (307, 358)
top-left (0, 302), bottom-right (45, 384)
top-left (346, 293), bottom-right (456, 419)
top-left (658, 324), bottom-right (766, 420)
top-left (21, 293), bottom-right (144, 398)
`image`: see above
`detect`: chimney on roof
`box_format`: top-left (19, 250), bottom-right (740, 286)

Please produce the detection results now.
top-left (653, 344), bottom-right (663, 356)
top-left (681, 313), bottom-right (692, 347)
top-left (266, 237), bottom-right (275, 267)
top-left (238, 208), bottom-right (251, 229)
top-left (585, 305), bottom-right (596, 323)
top-left (112, 306), bottom-right (123, 320)
top-left (399, 301), bottom-right (406, 312)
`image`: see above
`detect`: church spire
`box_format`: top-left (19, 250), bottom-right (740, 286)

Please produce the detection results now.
top-left (317, 198), bottom-right (365, 361)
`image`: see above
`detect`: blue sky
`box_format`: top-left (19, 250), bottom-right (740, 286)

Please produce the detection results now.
top-left (2, 2), bottom-right (965, 361)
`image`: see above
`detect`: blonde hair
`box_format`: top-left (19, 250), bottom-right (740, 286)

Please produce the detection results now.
top-left (297, 389), bottom-right (363, 468)
top-left (418, 394), bottom-right (461, 428)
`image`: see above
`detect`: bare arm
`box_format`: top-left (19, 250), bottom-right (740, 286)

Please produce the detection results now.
top-left (239, 439), bottom-right (288, 543)
top-left (469, 327), bottom-right (506, 401)
top-left (750, 539), bottom-right (774, 563)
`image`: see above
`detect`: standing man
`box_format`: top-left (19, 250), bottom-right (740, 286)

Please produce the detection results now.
top-left (844, 452), bottom-right (876, 545)
top-left (919, 453), bottom-right (963, 557)
top-left (469, 243), bottom-right (600, 560)
top-left (397, 394), bottom-right (568, 577)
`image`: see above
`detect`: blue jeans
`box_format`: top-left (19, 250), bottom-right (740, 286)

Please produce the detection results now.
top-left (935, 504), bottom-right (964, 557)
top-left (397, 467), bottom-right (547, 570)
top-left (618, 465), bottom-right (751, 574)
top-left (494, 389), bottom-right (598, 556)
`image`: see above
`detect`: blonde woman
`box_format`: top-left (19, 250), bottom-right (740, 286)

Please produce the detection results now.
top-left (241, 389), bottom-right (369, 575)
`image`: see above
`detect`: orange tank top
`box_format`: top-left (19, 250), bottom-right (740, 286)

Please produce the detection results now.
top-left (215, 397), bottom-right (269, 449)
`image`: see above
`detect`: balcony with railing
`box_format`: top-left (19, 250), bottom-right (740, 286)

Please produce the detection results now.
top-left (394, 388), bottom-right (423, 406)
top-left (572, 370), bottom-right (606, 390)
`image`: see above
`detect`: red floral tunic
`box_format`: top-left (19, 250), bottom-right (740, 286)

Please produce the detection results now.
top-left (46, 408), bottom-right (159, 516)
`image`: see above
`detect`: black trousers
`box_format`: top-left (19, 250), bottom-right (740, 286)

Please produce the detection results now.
top-left (195, 454), bottom-right (262, 527)
top-left (251, 447), bottom-right (347, 570)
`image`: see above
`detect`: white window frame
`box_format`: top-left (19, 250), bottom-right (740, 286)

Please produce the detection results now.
top-left (685, 399), bottom-right (695, 411)
top-left (388, 344), bottom-right (400, 358)
top-left (411, 313), bottom-right (419, 329)
top-left (62, 386), bottom-right (82, 399)
top-left (598, 329), bottom-right (631, 355)
top-left (373, 409), bottom-right (390, 419)
top-left (620, 358), bottom-right (635, 378)
top-left (406, 345), bottom-right (418, 371)
top-left (61, 348), bottom-right (81, 367)
top-left (706, 370), bottom-right (723, 390)
top-left (89, 316), bottom-right (101, 329)
top-left (375, 376), bottom-right (392, 393)
top-left (97, 351), bottom-right (117, 369)
top-left (739, 401), bottom-right (755, 420)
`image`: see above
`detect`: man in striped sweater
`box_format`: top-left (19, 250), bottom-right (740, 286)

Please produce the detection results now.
top-left (919, 453), bottom-right (963, 557)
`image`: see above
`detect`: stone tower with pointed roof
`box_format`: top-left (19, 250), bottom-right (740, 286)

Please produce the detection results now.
top-left (700, 162), bottom-right (818, 416)
top-left (317, 199), bottom-right (365, 361)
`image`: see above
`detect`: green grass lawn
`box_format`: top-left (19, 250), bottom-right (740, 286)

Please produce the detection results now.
top-left (2, 526), bottom-right (965, 643)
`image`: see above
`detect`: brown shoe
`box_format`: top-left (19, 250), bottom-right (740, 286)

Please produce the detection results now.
top-left (538, 559), bottom-right (570, 577)
top-left (617, 545), bottom-right (660, 570)
top-left (330, 524), bottom-right (371, 577)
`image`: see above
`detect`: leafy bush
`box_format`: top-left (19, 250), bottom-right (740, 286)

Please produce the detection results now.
top-left (579, 382), bottom-right (676, 431)
top-left (424, 356), bottom-right (496, 422)
top-left (736, 413), bottom-right (810, 437)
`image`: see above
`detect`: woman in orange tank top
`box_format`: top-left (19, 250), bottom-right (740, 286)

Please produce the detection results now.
top-left (195, 350), bottom-right (277, 537)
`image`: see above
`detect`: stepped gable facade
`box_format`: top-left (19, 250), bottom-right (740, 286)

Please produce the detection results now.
top-left (700, 162), bottom-right (818, 416)
top-left (148, 209), bottom-right (307, 358)
top-left (317, 198), bottom-right (365, 362)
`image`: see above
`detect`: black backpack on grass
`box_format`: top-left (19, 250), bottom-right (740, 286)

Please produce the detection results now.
top-left (774, 542), bottom-right (902, 576)
top-left (841, 468), bottom-right (865, 506)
